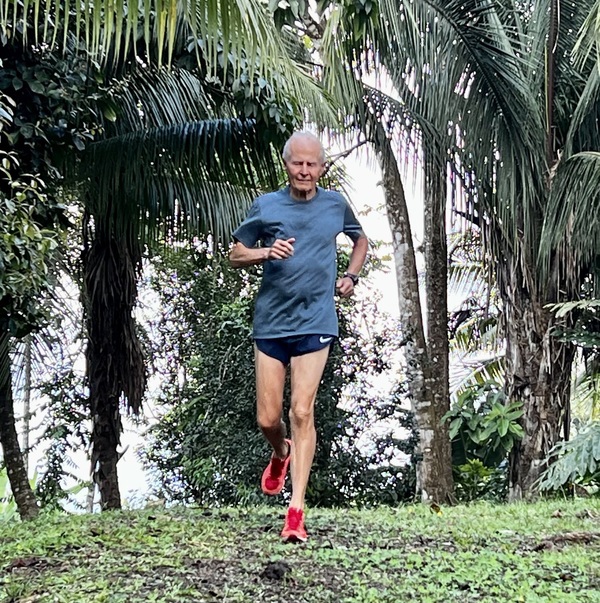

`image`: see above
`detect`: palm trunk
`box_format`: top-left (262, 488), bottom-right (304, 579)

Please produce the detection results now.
top-left (423, 153), bottom-right (454, 500)
top-left (503, 267), bottom-right (574, 500)
top-left (89, 389), bottom-right (123, 509)
top-left (374, 126), bottom-right (453, 503)
top-left (0, 329), bottom-right (39, 520)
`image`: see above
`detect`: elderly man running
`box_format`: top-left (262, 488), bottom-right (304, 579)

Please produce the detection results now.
top-left (229, 131), bottom-right (368, 542)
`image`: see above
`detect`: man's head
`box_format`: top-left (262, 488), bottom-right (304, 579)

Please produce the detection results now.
top-left (282, 131), bottom-right (326, 200)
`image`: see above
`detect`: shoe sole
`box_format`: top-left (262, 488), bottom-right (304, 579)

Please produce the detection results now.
top-left (281, 532), bottom-right (308, 543)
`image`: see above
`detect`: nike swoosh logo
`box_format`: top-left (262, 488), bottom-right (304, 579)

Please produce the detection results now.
top-left (319, 336), bottom-right (333, 344)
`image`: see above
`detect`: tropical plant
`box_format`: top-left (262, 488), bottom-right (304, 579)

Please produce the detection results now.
top-left (442, 380), bottom-right (523, 501)
top-left (443, 382), bottom-right (524, 469)
top-left (537, 422), bottom-right (600, 494)
top-left (453, 459), bottom-right (508, 502)
top-left (314, 0), bottom-right (600, 500)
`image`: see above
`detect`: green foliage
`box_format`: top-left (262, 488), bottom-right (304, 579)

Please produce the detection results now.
top-left (444, 381), bottom-right (524, 467)
top-left (142, 242), bottom-right (415, 507)
top-left (0, 44), bottom-right (105, 164)
top-left (537, 422), bottom-right (600, 494)
top-left (453, 459), bottom-right (508, 502)
top-left (0, 169), bottom-right (59, 336)
top-left (0, 90), bottom-right (61, 336)
top-left (443, 380), bottom-right (524, 501)
top-left (35, 360), bottom-right (90, 510)
top-left (0, 501), bottom-right (599, 602)
top-left (548, 299), bottom-right (600, 349)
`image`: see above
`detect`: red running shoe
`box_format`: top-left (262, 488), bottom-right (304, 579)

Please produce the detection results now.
top-left (281, 507), bottom-right (307, 542)
top-left (261, 439), bottom-right (291, 495)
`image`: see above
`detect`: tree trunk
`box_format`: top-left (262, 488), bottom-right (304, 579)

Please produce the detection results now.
top-left (423, 154), bottom-right (454, 500)
top-left (89, 389), bottom-right (123, 510)
top-left (83, 219), bottom-right (146, 510)
top-left (503, 269), bottom-right (575, 500)
top-left (0, 329), bottom-right (39, 520)
top-left (374, 126), bottom-right (453, 503)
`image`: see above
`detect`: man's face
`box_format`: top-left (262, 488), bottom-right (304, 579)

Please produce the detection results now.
top-left (284, 138), bottom-right (325, 197)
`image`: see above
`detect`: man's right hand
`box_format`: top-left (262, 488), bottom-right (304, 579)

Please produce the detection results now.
top-left (267, 238), bottom-right (296, 260)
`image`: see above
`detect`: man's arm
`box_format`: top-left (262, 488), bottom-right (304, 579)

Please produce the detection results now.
top-left (336, 235), bottom-right (369, 297)
top-left (229, 238), bottom-right (296, 268)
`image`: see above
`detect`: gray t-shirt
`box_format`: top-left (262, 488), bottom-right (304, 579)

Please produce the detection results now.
top-left (233, 186), bottom-right (365, 338)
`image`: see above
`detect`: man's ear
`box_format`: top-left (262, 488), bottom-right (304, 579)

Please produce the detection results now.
top-left (320, 162), bottom-right (329, 177)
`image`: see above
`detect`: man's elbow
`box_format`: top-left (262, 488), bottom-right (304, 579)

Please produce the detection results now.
top-left (357, 235), bottom-right (369, 251)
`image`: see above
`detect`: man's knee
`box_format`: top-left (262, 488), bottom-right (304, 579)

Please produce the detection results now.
top-left (289, 404), bottom-right (315, 429)
top-left (257, 410), bottom-right (282, 432)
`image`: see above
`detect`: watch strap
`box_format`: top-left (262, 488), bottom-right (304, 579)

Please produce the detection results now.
top-left (343, 272), bottom-right (359, 286)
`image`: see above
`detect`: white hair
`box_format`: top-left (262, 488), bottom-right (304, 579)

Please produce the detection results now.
top-left (282, 131), bottom-right (325, 164)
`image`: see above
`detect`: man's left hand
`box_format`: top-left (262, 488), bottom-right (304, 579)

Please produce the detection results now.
top-left (336, 276), bottom-right (355, 298)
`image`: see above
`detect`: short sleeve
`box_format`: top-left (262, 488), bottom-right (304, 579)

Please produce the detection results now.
top-left (343, 201), bottom-right (365, 242)
top-left (232, 200), bottom-right (263, 248)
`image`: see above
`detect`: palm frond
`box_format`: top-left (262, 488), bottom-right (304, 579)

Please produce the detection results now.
top-left (2, 1), bottom-right (335, 127)
top-left (450, 354), bottom-right (505, 401)
top-left (85, 118), bottom-right (275, 243)
top-left (572, 368), bottom-right (600, 423)
top-left (539, 151), bottom-right (600, 287)
top-left (375, 0), bottom-right (547, 258)
top-left (105, 68), bottom-right (217, 135)
top-left (448, 263), bottom-right (488, 305)
top-left (564, 67), bottom-right (600, 156)
top-left (573, 0), bottom-right (600, 68)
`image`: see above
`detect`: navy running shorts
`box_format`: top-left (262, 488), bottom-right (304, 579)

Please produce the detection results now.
top-left (255, 334), bottom-right (336, 365)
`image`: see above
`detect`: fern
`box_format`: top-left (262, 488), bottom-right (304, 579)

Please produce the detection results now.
top-left (537, 422), bottom-right (600, 492)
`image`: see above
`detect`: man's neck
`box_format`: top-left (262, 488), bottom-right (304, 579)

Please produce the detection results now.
top-left (289, 186), bottom-right (318, 201)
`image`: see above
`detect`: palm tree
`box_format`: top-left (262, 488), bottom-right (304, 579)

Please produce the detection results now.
top-left (371, 0), bottom-right (599, 498)
top-left (1, 1), bottom-right (333, 512)
top-left (312, 0), bottom-right (600, 499)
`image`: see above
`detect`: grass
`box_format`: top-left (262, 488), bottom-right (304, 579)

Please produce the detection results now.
top-left (1, 498), bottom-right (599, 602)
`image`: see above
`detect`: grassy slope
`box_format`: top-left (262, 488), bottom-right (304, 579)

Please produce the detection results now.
top-left (1, 499), bottom-right (599, 603)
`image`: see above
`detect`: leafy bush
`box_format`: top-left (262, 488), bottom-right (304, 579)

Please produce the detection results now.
top-left (141, 242), bottom-right (416, 507)
top-left (537, 421), bottom-right (600, 494)
top-left (443, 380), bottom-right (523, 501)
top-left (453, 459), bottom-right (508, 502)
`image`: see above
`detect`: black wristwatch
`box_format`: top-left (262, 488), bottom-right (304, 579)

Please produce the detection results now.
top-left (343, 272), bottom-right (359, 286)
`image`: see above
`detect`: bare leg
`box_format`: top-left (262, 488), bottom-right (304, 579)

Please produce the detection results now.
top-left (255, 346), bottom-right (289, 459)
top-left (288, 346), bottom-right (330, 509)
